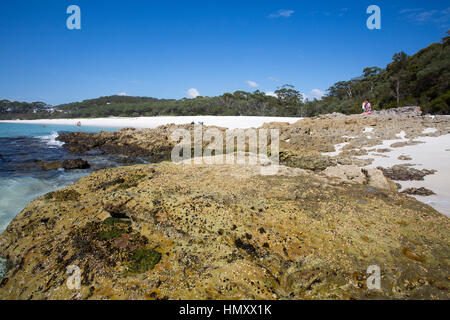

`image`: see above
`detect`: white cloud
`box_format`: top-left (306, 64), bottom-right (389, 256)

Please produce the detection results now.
top-left (118, 92), bottom-right (127, 96)
top-left (186, 88), bottom-right (200, 98)
top-left (303, 89), bottom-right (325, 101)
top-left (310, 89), bottom-right (325, 100)
top-left (269, 9), bottom-right (295, 19)
top-left (265, 91), bottom-right (278, 98)
top-left (339, 8), bottom-right (349, 17)
top-left (400, 7), bottom-right (450, 27)
top-left (246, 80), bottom-right (259, 88)
top-left (268, 76), bottom-right (279, 82)
top-left (399, 8), bottom-right (422, 14)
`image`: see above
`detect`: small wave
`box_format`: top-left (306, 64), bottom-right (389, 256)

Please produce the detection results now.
top-left (0, 176), bottom-right (57, 233)
top-left (35, 131), bottom-right (65, 147)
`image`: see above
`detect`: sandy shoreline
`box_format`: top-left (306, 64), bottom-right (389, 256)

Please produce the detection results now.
top-left (0, 116), bottom-right (302, 130)
top-left (322, 120), bottom-right (450, 216)
top-left (358, 133), bottom-right (450, 216)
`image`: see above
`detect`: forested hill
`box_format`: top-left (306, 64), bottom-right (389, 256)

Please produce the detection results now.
top-left (1, 32), bottom-right (449, 120)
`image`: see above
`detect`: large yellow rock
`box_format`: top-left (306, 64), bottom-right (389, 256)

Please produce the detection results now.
top-left (0, 161), bottom-right (448, 300)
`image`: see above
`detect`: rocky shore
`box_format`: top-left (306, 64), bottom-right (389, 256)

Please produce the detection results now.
top-left (0, 108), bottom-right (449, 300)
top-left (56, 107), bottom-right (450, 172)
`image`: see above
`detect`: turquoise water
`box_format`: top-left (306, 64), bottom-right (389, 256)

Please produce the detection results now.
top-left (0, 123), bottom-right (127, 277)
top-left (0, 123), bottom-right (121, 232)
top-left (0, 122), bottom-right (116, 138)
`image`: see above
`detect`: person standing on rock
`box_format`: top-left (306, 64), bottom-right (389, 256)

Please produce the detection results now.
top-left (362, 100), bottom-right (372, 114)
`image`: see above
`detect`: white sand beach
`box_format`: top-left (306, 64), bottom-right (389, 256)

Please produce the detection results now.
top-left (0, 116), bottom-right (302, 130)
top-left (357, 133), bottom-right (450, 216)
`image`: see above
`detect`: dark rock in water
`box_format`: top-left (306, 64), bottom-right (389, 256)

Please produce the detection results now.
top-left (57, 132), bottom-right (105, 154)
top-left (62, 158), bottom-right (90, 170)
top-left (401, 187), bottom-right (436, 196)
top-left (390, 140), bottom-right (425, 148)
top-left (117, 157), bottom-right (138, 164)
top-left (32, 158), bottom-right (90, 170)
top-left (33, 160), bottom-right (63, 170)
top-left (398, 155), bottom-right (412, 161)
top-left (57, 131), bottom-right (153, 159)
top-left (377, 165), bottom-right (436, 181)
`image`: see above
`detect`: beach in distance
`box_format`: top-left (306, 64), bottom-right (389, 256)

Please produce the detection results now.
top-left (0, 116), bottom-right (302, 130)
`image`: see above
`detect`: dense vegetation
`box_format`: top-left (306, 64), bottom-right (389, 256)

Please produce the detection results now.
top-left (1, 32), bottom-right (449, 120)
top-left (0, 100), bottom-right (53, 119)
top-left (313, 31), bottom-right (450, 115)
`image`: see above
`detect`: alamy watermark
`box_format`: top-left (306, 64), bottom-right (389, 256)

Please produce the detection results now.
top-left (66, 265), bottom-right (81, 290)
top-left (67, 5), bottom-right (380, 31)
top-left (170, 126), bottom-right (280, 175)
top-left (66, 5), bottom-right (81, 30)
top-left (366, 265), bottom-right (381, 290)
top-left (367, 5), bottom-right (381, 30)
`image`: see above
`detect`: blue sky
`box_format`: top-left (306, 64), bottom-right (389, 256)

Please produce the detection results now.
top-left (0, 0), bottom-right (449, 105)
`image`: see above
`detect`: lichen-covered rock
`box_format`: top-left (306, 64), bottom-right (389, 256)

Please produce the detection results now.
top-left (401, 187), bottom-right (436, 196)
top-left (56, 110), bottom-right (450, 172)
top-left (364, 168), bottom-right (398, 191)
top-left (1, 108), bottom-right (450, 300)
top-left (323, 165), bottom-right (367, 185)
top-left (279, 151), bottom-right (335, 172)
top-left (322, 165), bottom-right (397, 192)
top-left (374, 106), bottom-right (422, 116)
top-left (0, 161), bottom-right (448, 300)
top-left (377, 165), bottom-right (437, 181)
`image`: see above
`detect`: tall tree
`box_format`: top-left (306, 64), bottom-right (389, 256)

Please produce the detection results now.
top-left (362, 67), bottom-right (382, 98)
top-left (388, 52), bottom-right (408, 105)
top-left (274, 84), bottom-right (304, 116)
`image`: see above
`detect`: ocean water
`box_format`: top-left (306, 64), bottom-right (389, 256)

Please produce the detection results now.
top-left (0, 123), bottom-right (129, 276)
top-left (0, 122), bottom-right (115, 138)
top-left (0, 123), bottom-right (123, 233)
